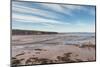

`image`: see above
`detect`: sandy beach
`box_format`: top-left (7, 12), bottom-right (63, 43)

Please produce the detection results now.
top-left (11, 33), bottom-right (96, 65)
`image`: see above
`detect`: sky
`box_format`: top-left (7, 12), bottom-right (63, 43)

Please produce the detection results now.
top-left (12, 1), bottom-right (96, 32)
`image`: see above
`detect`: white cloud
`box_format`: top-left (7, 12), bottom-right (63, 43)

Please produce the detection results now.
top-left (12, 1), bottom-right (95, 32)
top-left (12, 3), bottom-right (59, 19)
top-left (41, 3), bottom-right (74, 16)
top-left (13, 13), bottom-right (59, 23)
top-left (12, 1), bottom-right (74, 18)
top-left (62, 5), bottom-right (84, 10)
top-left (12, 2), bottom-right (71, 27)
top-left (12, 13), bottom-right (70, 26)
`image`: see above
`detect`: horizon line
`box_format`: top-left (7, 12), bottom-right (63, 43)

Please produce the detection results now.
top-left (12, 29), bottom-right (95, 33)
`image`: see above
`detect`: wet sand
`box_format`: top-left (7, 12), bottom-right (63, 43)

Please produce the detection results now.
top-left (11, 33), bottom-right (96, 65)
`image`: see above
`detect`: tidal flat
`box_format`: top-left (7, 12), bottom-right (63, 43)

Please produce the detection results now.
top-left (11, 33), bottom-right (96, 66)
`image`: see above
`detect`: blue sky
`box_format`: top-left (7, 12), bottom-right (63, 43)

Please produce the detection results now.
top-left (12, 1), bottom-right (95, 32)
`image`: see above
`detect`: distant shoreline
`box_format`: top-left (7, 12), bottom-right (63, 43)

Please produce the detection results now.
top-left (12, 29), bottom-right (58, 35)
top-left (12, 29), bottom-right (95, 35)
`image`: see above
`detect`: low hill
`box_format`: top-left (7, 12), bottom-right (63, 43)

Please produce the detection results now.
top-left (12, 29), bottom-right (58, 35)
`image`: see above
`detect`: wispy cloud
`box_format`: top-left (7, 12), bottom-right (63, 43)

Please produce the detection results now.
top-left (12, 1), bottom-right (95, 32)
